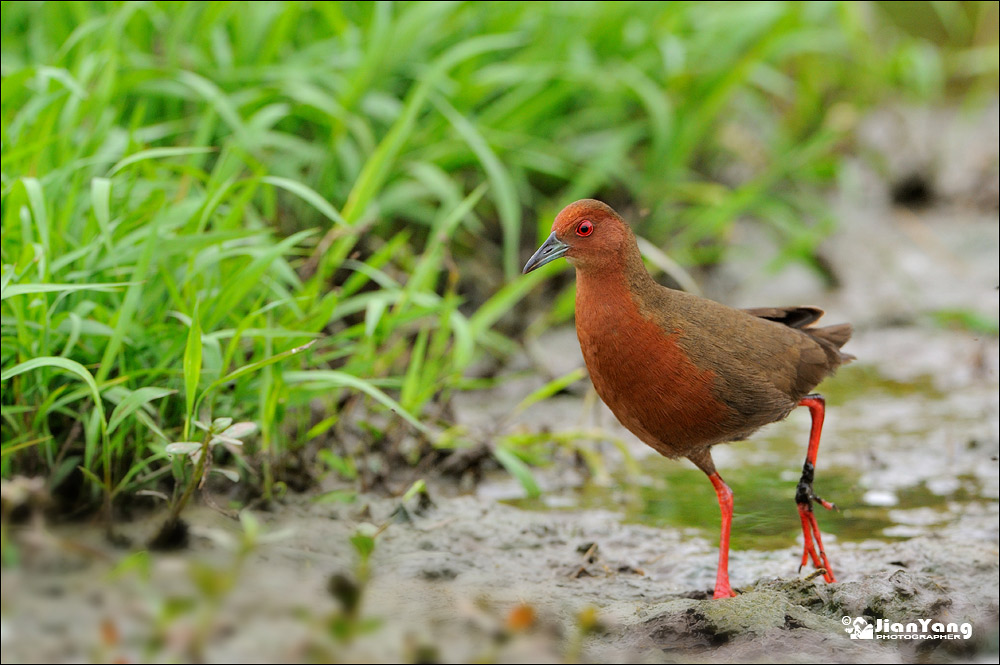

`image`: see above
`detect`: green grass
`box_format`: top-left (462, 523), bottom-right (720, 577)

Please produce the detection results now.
top-left (2, 1), bottom-right (997, 517)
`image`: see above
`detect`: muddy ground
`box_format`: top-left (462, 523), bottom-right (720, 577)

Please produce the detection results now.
top-left (2, 104), bottom-right (998, 663)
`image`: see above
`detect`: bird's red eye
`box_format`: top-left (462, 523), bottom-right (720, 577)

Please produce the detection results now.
top-left (576, 220), bottom-right (594, 237)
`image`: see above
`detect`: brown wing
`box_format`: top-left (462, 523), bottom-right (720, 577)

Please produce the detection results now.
top-left (744, 306), bottom-right (824, 329)
top-left (746, 306), bottom-right (854, 361)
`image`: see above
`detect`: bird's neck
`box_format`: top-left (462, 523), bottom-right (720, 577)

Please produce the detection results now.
top-left (575, 237), bottom-right (657, 302)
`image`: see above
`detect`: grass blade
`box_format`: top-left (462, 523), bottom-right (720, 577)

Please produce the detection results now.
top-left (284, 369), bottom-right (432, 438)
top-left (493, 447), bottom-right (541, 498)
top-left (21, 178), bottom-right (49, 259)
top-left (433, 96), bottom-right (521, 279)
top-left (91, 177), bottom-right (112, 248)
top-left (1, 358), bottom-right (104, 425)
top-left (261, 175), bottom-right (350, 228)
top-left (511, 368), bottom-right (586, 416)
top-left (108, 147), bottom-right (216, 176)
top-left (194, 340), bottom-right (316, 416)
top-left (183, 302), bottom-right (203, 439)
top-left (108, 387), bottom-right (176, 434)
top-left (1, 282), bottom-right (134, 301)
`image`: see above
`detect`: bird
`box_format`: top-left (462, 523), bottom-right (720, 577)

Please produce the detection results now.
top-left (523, 199), bottom-right (852, 599)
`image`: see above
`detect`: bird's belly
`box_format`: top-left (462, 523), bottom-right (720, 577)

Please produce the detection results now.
top-left (577, 304), bottom-right (737, 458)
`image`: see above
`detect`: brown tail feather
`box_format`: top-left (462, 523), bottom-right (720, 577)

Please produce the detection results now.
top-left (807, 323), bottom-right (854, 363)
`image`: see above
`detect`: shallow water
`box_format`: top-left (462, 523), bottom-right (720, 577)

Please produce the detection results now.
top-left (510, 461), bottom-right (989, 550)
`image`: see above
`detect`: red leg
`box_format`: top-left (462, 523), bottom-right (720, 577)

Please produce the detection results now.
top-left (708, 472), bottom-right (737, 599)
top-left (796, 395), bottom-right (837, 583)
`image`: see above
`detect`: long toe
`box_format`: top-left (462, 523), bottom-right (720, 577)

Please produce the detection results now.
top-left (805, 509), bottom-right (836, 583)
top-left (809, 487), bottom-right (837, 511)
top-left (797, 503), bottom-right (836, 583)
top-left (796, 503), bottom-right (823, 571)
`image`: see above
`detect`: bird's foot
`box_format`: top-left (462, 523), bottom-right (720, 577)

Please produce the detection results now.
top-left (713, 582), bottom-right (737, 599)
top-left (796, 500), bottom-right (837, 584)
top-left (795, 462), bottom-right (837, 584)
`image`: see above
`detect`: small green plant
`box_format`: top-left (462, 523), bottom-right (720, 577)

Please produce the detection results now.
top-left (325, 525), bottom-right (382, 645)
top-left (151, 417), bottom-right (256, 548)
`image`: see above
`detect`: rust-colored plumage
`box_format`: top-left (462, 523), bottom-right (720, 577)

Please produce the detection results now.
top-left (524, 199), bottom-right (852, 598)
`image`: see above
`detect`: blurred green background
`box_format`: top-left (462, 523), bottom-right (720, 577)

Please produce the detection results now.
top-left (2, 1), bottom-right (997, 520)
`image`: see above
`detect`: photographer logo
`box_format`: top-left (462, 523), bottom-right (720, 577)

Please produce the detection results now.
top-left (842, 616), bottom-right (972, 641)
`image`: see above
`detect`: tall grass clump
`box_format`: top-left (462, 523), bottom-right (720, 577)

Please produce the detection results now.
top-left (2, 2), bottom-right (996, 515)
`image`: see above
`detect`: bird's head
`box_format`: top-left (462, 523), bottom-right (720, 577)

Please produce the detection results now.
top-left (522, 199), bottom-right (634, 274)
